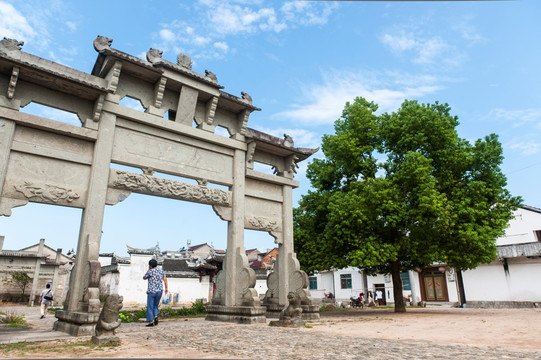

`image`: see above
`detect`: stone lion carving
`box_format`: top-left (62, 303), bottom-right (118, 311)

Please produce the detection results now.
top-left (91, 294), bottom-right (123, 345)
top-left (146, 48), bottom-right (163, 64)
top-left (270, 292), bottom-right (305, 327)
top-left (205, 69), bottom-right (218, 83)
top-left (93, 35), bottom-right (113, 52)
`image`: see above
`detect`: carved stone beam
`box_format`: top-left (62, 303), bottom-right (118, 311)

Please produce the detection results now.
top-left (7, 66), bottom-right (19, 99)
top-left (109, 169), bottom-right (232, 207)
top-left (246, 141), bottom-right (256, 170)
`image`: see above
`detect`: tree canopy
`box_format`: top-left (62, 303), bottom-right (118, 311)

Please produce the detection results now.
top-left (294, 97), bottom-right (521, 312)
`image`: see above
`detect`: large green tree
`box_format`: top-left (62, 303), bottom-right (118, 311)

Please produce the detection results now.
top-left (294, 97), bottom-right (521, 312)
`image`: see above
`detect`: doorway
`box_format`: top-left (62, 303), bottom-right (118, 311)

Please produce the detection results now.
top-left (421, 269), bottom-right (448, 301)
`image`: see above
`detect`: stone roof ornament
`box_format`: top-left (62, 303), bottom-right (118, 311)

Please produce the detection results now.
top-left (283, 134), bottom-right (294, 147)
top-left (0, 38), bottom-right (24, 52)
top-left (205, 69), bottom-right (218, 83)
top-left (177, 53), bottom-right (192, 69)
top-left (241, 91), bottom-right (253, 105)
top-left (146, 48), bottom-right (164, 64)
top-left (93, 36), bottom-right (112, 52)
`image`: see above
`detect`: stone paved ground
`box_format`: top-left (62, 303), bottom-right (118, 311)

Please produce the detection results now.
top-left (118, 317), bottom-right (541, 360)
top-left (2, 305), bottom-right (541, 359)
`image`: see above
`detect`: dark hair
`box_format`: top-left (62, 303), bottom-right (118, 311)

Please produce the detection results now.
top-left (149, 259), bottom-right (158, 268)
top-left (46, 283), bottom-right (51, 288)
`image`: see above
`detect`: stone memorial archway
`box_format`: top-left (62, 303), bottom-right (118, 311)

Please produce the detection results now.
top-left (0, 36), bottom-right (319, 335)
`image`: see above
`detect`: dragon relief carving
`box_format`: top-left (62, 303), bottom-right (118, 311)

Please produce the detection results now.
top-left (14, 182), bottom-right (80, 203)
top-left (111, 170), bottom-right (231, 206)
top-left (247, 216), bottom-right (279, 232)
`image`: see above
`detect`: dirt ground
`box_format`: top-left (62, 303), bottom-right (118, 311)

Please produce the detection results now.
top-left (315, 307), bottom-right (541, 351)
top-left (1, 306), bottom-right (540, 358)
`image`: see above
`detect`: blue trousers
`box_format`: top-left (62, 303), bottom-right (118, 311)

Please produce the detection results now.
top-left (146, 291), bottom-right (162, 322)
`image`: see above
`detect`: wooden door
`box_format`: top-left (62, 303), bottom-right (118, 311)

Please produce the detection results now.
top-left (422, 271), bottom-right (446, 301)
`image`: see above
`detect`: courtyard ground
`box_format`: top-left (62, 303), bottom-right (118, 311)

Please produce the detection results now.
top-left (1, 304), bottom-right (540, 359)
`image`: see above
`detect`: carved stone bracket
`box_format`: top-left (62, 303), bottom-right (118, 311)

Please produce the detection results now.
top-left (205, 96), bottom-right (218, 126)
top-left (109, 169), bottom-right (231, 207)
top-left (237, 109), bottom-right (250, 136)
top-left (0, 197), bottom-right (28, 216)
top-left (7, 66), bottom-right (19, 99)
top-left (91, 94), bottom-right (105, 124)
top-left (13, 181), bottom-right (80, 204)
top-left (105, 61), bottom-right (122, 93)
top-left (153, 76), bottom-right (167, 109)
top-left (246, 141), bottom-right (256, 170)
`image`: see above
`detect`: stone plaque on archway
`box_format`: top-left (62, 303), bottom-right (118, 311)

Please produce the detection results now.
top-left (0, 36), bottom-right (319, 335)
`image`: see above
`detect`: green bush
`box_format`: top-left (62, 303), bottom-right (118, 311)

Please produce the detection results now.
top-left (0, 312), bottom-right (28, 328)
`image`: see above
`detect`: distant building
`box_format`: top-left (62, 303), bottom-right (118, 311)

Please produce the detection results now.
top-left (0, 237), bottom-right (73, 305)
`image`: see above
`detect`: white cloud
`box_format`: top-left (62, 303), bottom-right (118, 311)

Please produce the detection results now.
top-left (485, 108), bottom-right (541, 128)
top-left (274, 69), bottom-right (443, 125)
top-left (0, 1), bottom-right (36, 41)
top-left (452, 14), bottom-right (484, 44)
top-left (155, 0), bottom-right (337, 60)
top-left (381, 30), bottom-right (451, 65)
top-left (160, 29), bottom-right (176, 42)
top-left (213, 41), bottom-right (228, 52)
top-left (65, 21), bottom-right (76, 31)
top-left (507, 140), bottom-right (541, 156)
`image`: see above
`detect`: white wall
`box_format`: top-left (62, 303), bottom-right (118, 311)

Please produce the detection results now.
top-left (463, 258), bottom-right (541, 302)
top-left (498, 207), bottom-right (541, 246)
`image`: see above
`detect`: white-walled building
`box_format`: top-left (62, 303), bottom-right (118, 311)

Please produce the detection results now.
top-left (99, 243), bottom-right (270, 308)
top-left (309, 206), bottom-right (541, 308)
top-left (461, 205), bottom-right (541, 307)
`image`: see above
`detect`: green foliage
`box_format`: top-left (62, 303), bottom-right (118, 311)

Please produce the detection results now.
top-left (295, 97), bottom-right (521, 312)
top-left (118, 300), bottom-right (207, 323)
top-left (2, 272), bottom-right (32, 295)
top-left (0, 312), bottom-right (28, 328)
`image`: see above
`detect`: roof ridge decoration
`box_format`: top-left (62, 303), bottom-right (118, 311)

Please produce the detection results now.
top-left (144, 46), bottom-right (224, 89)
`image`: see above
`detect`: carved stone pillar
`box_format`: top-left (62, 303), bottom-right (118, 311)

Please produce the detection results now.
top-left (206, 149), bottom-right (266, 323)
top-left (54, 108), bottom-right (117, 336)
top-left (263, 185), bottom-right (320, 320)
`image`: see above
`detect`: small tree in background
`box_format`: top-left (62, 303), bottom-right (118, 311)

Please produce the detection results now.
top-left (3, 271), bottom-right (32, 298)
top-left (294, 97), bottom-right (521, 312)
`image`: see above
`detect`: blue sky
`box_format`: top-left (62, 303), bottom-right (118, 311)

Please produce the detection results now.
top-left (1, 0), bottom-right (540, 256)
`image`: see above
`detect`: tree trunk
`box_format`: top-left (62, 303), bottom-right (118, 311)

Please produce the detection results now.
top-left (391, 260), bottom-right (406, 313)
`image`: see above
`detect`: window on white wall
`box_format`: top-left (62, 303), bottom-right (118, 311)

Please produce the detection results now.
top-left (340, 274), bottom-right (352, 289)
top-left (400, 272), bottom-right (411, 290)
top-left (534, 230), bottom-right (541, 242)
top-left (309, 276), bottom-right (317, 290)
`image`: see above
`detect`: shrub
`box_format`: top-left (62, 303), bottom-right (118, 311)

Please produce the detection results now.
top-left (0, 312), bottom-right (28, 328)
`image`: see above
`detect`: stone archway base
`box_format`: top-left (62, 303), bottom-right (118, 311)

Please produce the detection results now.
top-left (205, 305), bottom-right (267, 324)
